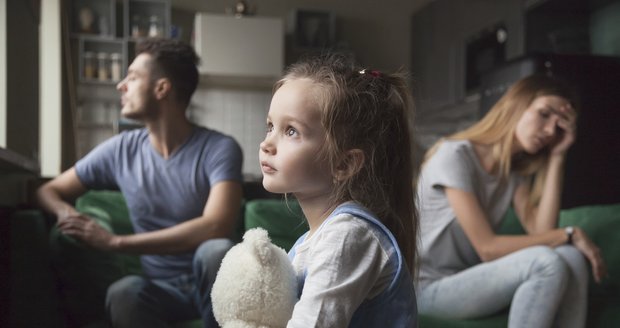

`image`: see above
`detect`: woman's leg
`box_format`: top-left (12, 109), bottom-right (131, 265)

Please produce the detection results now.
top-left (418, 246), bottom-right (569, 328)
top-left (554, 245), bottom-right (589, 328)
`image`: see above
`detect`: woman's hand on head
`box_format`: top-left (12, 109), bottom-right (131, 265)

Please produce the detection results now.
top-left (549, 104), bottom-right (577, 156)
top-left (572, 227), bottom-right (607, 283)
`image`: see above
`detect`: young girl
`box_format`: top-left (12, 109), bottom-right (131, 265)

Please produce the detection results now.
top-left (416, 74), bottom-right (607, 327)
top-left (259, 54), bottom-right (418, 327)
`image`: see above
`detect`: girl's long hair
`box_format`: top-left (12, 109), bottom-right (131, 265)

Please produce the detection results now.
top-left (423, 74), bottom-right (578, 214)
top-left (275, 54), bottom-right (419, 272)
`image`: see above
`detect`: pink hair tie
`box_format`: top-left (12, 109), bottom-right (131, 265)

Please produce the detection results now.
top-left (359, 69), bottom-right (382, 78)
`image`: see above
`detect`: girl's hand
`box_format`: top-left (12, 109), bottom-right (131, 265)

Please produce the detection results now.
top-left (572, 227), bottom-right (607, 283)
top-left (550, 104), bottom-right (577, 156)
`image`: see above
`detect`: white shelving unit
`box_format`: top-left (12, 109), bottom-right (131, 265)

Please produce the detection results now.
top-left (70, 0), bottom-right (170, 158)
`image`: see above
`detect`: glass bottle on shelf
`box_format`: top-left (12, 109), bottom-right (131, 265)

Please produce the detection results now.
top-left (84, 51), bottom-right (96, 80)
top-left (132, 15), bottom-right (143, 38)
top-left (97, 52), bottom-right (110, 81)
top-left (148, 15), bottom-right (162, 37)
top-left (110, 53), bottom-right (122, 81)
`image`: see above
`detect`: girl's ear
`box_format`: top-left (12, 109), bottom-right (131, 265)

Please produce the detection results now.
top-left (153, 78), bottom-right (171, 100)
top-left (334, 149), bottom-right (365, 182)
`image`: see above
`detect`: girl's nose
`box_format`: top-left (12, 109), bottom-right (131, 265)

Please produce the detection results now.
top-left (260, 137), bottom-right (275, 155)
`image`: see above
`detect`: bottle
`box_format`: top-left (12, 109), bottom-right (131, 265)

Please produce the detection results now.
top-left (131, 15), bottom-right (142, 38)
top-left (97, 52), bottom-right (109, 81)
top-left (148, 15), bottom-right (162, 37)
top-left (110, 53), bottom-right (122, 81)
top-left (83, 51), bottom-right (96, 79)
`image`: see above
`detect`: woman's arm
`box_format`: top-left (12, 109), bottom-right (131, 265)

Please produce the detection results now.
top-left (446, 187), bottom-right (568, 262)
top-left (513, 155), bottom-right (565, 234)
top-left (449, 186), bottom-right (607, 282)
top-left (516, 103), bottom-right (576, 233)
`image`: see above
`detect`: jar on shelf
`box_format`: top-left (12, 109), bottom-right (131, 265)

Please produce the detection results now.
top-left (97, 52), bottom-right (110, 81)
top-left (131, 15), bottom-right (143, 38)
top-left (83, 51), bottom-right (96, 79)
top-left (148, 15), bottom-right (162, 37)
top-left (110, 53), bottom-right (122, 81)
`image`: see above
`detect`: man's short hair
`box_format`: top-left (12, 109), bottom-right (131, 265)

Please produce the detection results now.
top-left (136, 38), bottom-right (200, 107)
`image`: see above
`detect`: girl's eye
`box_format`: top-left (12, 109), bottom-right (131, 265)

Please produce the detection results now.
top-left (539, 110), bottom-right (551, 118)
top-left (266, 123), bottom-right (273, 133)
top-left (285, 127), bottom-right (298, 137)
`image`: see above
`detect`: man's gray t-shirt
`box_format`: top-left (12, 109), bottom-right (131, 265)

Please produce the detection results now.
top-left (416, 140), bottom-right (522, 290)
top-left (75, 125), bottom-right (243, 279)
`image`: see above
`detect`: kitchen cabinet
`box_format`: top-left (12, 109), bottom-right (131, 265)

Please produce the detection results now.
top-left (193, 13), bottom-right (284, 86)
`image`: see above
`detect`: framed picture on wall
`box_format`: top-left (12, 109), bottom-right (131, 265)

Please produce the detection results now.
top-left (289, 9), bottom-right (335, 49)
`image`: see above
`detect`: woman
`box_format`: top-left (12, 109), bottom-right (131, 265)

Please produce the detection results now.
top-left (416, 74), bottom-right (607, 328)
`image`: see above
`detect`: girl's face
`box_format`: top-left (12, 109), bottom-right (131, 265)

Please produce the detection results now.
top-left (514, 95), bottom-right (571, 154)
top-left (259, 79), bottom-right (333, 199)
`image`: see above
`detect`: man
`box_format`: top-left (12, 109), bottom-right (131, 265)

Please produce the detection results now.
top-left (36, 39), bottom-right (243, 327)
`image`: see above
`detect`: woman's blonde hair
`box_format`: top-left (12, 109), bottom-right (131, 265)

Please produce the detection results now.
top-left (275, 54), bottom-right (419, 272)
top-left (424, 74), bottom-right (578, 214)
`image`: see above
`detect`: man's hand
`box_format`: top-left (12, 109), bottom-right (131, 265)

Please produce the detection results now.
top-left (57, 214), bottom-right (120, 251)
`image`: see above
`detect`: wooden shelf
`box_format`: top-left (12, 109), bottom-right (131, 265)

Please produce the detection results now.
top-left (0, 147), bottom-right (39, 174)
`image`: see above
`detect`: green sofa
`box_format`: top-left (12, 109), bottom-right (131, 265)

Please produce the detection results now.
top-left (418, 204), bottom-right (620, 327)
top-left (8, 191), bottom-right (620, 327)
top-left (9, 190), bottom-right (307, 328)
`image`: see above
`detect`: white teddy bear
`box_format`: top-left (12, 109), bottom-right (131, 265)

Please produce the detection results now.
top-left (211, 228), bottom-right (298, 328)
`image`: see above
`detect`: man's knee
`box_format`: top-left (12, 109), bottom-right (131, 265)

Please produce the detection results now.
top-left (106, 275), bottom-right (147, 315)
top-left (194, 239), bottom-right (234, 266)
top-left (193, 238), bottom-right (234, 277)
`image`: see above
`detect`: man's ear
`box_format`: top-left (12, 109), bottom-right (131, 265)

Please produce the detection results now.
top-left (153, 78), bottom-right (171, 100)
top-left (334, 149), bottom-right (365, 182)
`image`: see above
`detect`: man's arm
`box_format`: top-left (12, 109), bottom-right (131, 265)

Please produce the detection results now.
top-left (56, 180), bottom-right (243, 254)
top-left (112, 180), bottom-right (243, 253)
top-left (36, 167), bottom-right (89, 219)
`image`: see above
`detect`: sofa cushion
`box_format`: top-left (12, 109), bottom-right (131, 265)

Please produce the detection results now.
top-left (244, 199), bottom-right (308, 252)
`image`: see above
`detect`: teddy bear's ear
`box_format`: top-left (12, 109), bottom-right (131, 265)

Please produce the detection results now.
top-left (212, 227), bottom-right (298, 328)
top-left (243, 228), bottom-right (275, 266)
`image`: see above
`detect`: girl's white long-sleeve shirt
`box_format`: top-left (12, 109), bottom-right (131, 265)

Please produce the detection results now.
top-left (287, 212), bottom-right (397, 327)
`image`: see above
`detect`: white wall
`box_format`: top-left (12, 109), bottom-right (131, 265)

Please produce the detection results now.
top-left (189, 85), bottom-right (272, 179)
top-left (0, 0), bottom-right (6, 147)
top-left (39, 0), bottom-right (62, 177)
